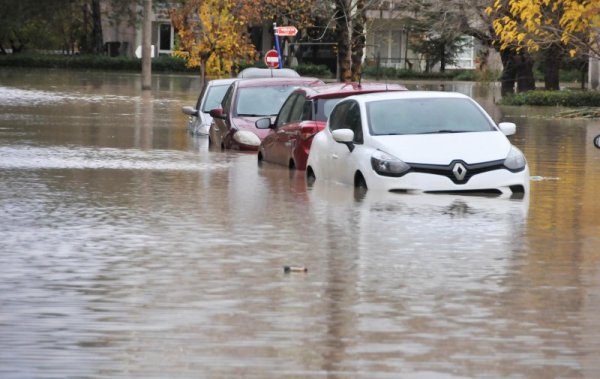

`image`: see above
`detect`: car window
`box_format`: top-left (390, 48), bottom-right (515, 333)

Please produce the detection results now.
top-left (329, 101), bottom-right (352, 131)
top-left (277, 93), bottom-right (301, 126)
top-left (317, 97), bottom-right (345, 121)
top-left (346, 102), bottom-right (363, 144)
top-left (367, 98), bottom-right (495, 135)
top-left (289, 94), bottom-right (306, 122)
top-left (235, 85), bottom-right (298, 117)
top-left (201, 84), bottom-right (230, 113)
top-left (221, 83), bottom-right (235, 113)
top-left (301, 100), bottom-right (313, 120)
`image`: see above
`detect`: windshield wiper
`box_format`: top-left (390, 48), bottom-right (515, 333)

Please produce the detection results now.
top-left (417, 130), bottom-right (470, 134)
top-left (237, 113), bottom-right (267, 117)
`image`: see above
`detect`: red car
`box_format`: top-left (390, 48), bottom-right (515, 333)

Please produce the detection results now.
top-left (208, 77), bottom-right (323, 151)
top-left (255, 82), bottom-right (407, 170)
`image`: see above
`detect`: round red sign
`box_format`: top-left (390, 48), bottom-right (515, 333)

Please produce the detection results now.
top-left (264, 49), bottom-right (280, 68)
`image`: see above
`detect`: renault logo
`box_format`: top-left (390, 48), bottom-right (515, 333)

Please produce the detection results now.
top-left (452, 162), bottom-right (467, 181)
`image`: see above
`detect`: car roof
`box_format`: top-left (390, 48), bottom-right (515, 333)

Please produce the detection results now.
top-left (297, 82), bottom-right (407, 100)
top-left (206, 78), bottom-right (237, 86)
top-left (237, 67), bottom-right (300, 78)
top-left (235, 77), bottom-right (323, 88)
top-left (345, 91), bottom-right (470, 103)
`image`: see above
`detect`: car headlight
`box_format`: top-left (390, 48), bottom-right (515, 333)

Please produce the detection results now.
top-left (233, 130), bottom-right (260, 146)
top-left (503, 146), bottom-right (526, 172)
top-left (371, 150), bottom-right (410, 177)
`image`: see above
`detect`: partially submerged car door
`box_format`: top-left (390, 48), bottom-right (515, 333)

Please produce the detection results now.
top-left (273, 93), bottom-right (306, 166)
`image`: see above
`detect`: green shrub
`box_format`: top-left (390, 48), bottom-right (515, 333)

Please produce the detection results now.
top-left (294, 63), bottom-right (333, 78)
top-left (501, 90), bottom-right (600, 107)
top-left (0, 53), bottom-right (195, 73)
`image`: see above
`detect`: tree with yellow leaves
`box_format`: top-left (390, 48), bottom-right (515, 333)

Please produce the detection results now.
top-left (170, 0), bottom-right (257, 88)
top-left (487, 0), bottom-right (600, 90)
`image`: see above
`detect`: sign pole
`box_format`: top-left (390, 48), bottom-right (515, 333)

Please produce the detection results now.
top-left (273, 22), bottom-right (282, 70)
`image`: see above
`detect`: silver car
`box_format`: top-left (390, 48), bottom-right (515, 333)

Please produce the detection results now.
top-left (182, 78), bottom-right (236, 135)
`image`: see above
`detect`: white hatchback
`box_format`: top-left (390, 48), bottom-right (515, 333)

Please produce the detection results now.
top-left (306, 91), bottom-right (530, 197)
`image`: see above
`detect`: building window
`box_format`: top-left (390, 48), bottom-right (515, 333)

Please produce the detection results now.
top-left (158, 23), bottom-right (174, 55)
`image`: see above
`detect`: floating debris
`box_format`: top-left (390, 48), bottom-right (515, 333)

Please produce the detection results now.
top-left (284, 266), bottom-right (307, 273)
top-left (531, 176), bottom-right (560, 181)
top-left (556, 108), bottom-right (600, 119)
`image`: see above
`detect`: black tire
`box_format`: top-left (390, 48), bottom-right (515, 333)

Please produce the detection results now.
top-left (306, 166), bottom-right (316, 185)
top-left (355, 172), bottom-right (367, 190)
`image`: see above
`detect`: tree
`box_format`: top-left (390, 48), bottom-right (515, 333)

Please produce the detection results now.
top-left (487, 0), bottom-right (600, 90)
top-left (170, 0), bottom-right (258, 88)
top-left (406, 0), bottom-right (536, 95)
top-left (489, 0), bottom-right (600, 59)
top-left (333, 0), bottom-right (368, 82)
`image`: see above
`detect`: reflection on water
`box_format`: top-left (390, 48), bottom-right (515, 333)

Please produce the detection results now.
top-left (1, 69), bottom-right (600, 378)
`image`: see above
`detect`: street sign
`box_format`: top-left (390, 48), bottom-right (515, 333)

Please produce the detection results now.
top-left (264, 49), bottom-right (280, 68)
top-left (135, 44), bottom-right (155, 59)
top-left (275, 26), bottom-right (298, 37)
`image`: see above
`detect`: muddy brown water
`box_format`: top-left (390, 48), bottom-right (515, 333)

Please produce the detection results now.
top-left (1, 69), bottom-right (600, 378)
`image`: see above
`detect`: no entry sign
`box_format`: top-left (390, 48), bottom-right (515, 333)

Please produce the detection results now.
top-left (264, 49), bottom-right (280, 68)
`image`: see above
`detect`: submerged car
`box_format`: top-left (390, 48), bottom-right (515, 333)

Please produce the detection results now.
top-left (306, 91), bottom-right (530, 196)
top-left (182, 78), bottom-right (236, 135)
top-left (256, 82), bottom-right (407, 170)
top-left (208, 77), bottom-right (323, 151)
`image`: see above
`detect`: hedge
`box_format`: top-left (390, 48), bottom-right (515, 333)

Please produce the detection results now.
top-left (501, 90), bottom-right (600, 107)
top-left (0, 53), bottom-right (195, 73)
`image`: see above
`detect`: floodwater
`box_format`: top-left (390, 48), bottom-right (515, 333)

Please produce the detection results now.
top-left (1, 68), bottom-right (600, 378)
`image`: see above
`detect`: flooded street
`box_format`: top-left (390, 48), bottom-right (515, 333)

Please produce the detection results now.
top-left (1, 68), bottom-right (600, 378)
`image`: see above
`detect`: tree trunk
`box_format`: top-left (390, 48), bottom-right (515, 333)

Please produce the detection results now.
top-left (440, 43), bottom-right (446, 72)
top-left (350, 0), bottom-right (366, 82)
top-left (142, 0), bottom-right (152, 91)
top-left (335, 0), bottom-right (351, 82)
top-left (515, 52), bottom-right (535, 92)
top-left (90, 0), bottom-right (103, 54)
top-left (543, 43), bottom-right (561, 90)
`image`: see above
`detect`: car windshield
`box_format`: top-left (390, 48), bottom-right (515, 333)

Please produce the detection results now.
top-left (201, 84), bottom-right (230, 113)
top-left (367, 98), bottom-right (495, 135)
top-left (236, 86), bottom-right (298, 116)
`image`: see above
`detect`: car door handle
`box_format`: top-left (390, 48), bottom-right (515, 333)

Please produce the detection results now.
top-left (331, 154), bottom-right (339, 159)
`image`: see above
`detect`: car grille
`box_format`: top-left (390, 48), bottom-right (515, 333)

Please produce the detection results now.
top-left (407, 159), bottom-right (507, 185)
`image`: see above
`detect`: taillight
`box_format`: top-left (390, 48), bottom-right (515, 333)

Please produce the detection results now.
top-left (300, 125), bottom-right (319, 141)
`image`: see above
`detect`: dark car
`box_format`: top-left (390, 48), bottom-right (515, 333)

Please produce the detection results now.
top-left (208, 77), bottom-right (323, 151)
top-left (255, 82), bottom-right (407, 170)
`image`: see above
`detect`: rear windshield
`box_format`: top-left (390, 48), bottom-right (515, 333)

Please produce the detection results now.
top-left (315, 97), bottom-right (346, 121)
top-left (201, 84), bottom-right (230, 113)
top-left (236, 86), bottom-right (297, 116)
top-left (367, 98), bottom-right (495, 135)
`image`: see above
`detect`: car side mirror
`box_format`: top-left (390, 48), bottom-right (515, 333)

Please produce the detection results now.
top-left (209, 107), bottom-right (226, 119)
top-left (332, 129), bottom-right (355, 152)
top-left (594, 135), bottom-right (600, 149)
top-left (182, 106), bottom-right (199, 117)
top-left (498, 122), bottom-right (516, 136)
top-left (255, 117), bottom-right (272, 129)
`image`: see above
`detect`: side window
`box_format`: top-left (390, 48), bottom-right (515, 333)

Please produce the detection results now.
top-left (221, 84), bottom-right (235, 113)
top-left (276, 93), bottom-right (301, 127)
top-left (288, 95), bottom-right (307, 122)
top-left (345, 102), bottom-right (363, 144)
top-left (301, 100), bottom-right (313, 120)
top-left (329, 101), bottom-right (351, 131)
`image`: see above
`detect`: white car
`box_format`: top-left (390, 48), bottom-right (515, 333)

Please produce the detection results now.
top-left (182, 78), bottom-right (236, 135)
top-left (306, 91), bottom-right (530, 197)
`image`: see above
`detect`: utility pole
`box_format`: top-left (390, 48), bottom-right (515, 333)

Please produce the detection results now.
top-left (142, 0), bottom-right (152, 91)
